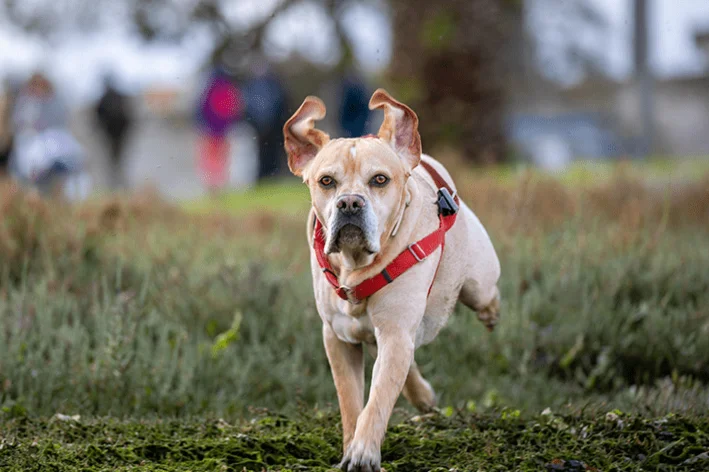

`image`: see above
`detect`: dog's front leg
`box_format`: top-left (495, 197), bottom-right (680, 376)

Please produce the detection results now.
top-left (323, 323), bottom-right (365, 452)
top-left (339, 304), bottom-right (421, 472)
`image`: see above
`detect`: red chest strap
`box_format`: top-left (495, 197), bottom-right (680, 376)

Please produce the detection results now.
top-left (313, 161), bottom-right (459, 304)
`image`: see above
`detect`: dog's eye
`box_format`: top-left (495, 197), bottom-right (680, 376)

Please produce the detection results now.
top-left (370, 174), bottom-right (389, 187)
top-left (319, 176), bottom-right (335, 188)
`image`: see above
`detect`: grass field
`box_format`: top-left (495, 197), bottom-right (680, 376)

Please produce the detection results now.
top-left (3, 411), bottom-right (709, 470)
top-left (1, 158), bottom-right (708, 470)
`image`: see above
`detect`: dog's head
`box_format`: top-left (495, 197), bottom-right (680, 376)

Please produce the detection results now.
top-left (284, 89), bottom-right (421, 266)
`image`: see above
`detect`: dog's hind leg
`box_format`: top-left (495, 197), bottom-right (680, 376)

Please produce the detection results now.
top-left (459, 280), bottom-right (500, 332)
top-left (402, 362), bottom-right (436, 412)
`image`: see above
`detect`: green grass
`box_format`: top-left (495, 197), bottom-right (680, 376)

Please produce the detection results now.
top-left (178, 157), bottom-right (709, 216)
top-left (1, 164), bottom-right (708, 470)
top-left (182, 179), bottom-right (310, 216)
top-left (2, 220), bottom-right (708, 419)
top-left (454, 155), bottom-right (709, 186)
top-left (2, 410), bottom-right (708, 471)
top-left (551, 156), bottom-right (709, 186)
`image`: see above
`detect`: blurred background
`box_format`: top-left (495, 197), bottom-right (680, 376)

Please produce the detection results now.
top-left (2, 0), bottom-right (709, 201)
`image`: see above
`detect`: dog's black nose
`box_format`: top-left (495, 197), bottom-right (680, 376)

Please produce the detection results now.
top-left (337, 194), bottom-right (366, 215)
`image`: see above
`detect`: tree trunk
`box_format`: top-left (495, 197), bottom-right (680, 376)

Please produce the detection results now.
top-left (388, 0), bottom-right (519, 164)
top-left (633, 0), bottom-right (655, 157)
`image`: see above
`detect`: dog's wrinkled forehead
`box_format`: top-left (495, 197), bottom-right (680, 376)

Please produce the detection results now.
top-left (284, 88), bottom-right (421, 179)
top-left (305, 137), bottom-right (404, 183)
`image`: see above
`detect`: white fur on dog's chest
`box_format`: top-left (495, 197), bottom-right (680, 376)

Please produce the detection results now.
top-left (330, 311), bottom-right (376, 345)
top-left (325, 290), bottom-right (455, 348)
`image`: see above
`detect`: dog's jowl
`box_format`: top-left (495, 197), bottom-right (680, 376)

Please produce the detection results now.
top-left (283, 89), bottom-right (501, 472)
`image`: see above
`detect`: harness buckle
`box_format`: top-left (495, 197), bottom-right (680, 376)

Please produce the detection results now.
top-left (408, 242), bottom-right (426, 262)
top-left (437, 188), bottom-right (459, 217)
top-left (338, 285), bottom-right (361, 305)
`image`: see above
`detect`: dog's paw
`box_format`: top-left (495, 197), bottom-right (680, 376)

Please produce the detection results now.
top-left (477, 309), bottom-right (499, 332)
top-left (477, 294), bottom-right (500, 332)
top-left (338, 440), bottom-right (381, 472)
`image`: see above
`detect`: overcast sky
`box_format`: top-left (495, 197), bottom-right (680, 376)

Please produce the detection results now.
top-left (0, 0), bottom-right (708, 104)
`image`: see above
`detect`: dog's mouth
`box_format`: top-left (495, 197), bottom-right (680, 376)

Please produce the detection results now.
top-left (336, 224), bottom-right (368, 249)
top-left (325, 221), bottom-right (378, 255)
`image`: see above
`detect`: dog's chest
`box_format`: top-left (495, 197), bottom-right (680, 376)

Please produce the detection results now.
top-left (329, 301), bottom-right (376, 345)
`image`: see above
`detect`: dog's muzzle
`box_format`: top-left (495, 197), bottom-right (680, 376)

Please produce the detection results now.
top-left (325, 194), bottom-right (378, 254)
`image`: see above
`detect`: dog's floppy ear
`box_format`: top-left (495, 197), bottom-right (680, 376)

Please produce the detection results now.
top-left (284, 96), bottom-right (330, 177)
top-left (369, 88), bottom-right (421, 172)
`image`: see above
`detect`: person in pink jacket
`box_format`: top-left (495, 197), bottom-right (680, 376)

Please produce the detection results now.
top-left (195, 66), bottom-right (242, 193)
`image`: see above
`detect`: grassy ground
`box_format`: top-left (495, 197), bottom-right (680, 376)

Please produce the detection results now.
top-left (2, 410), bottom-right (708, 471)
top-left (1, 158), bottom-right (708, 470)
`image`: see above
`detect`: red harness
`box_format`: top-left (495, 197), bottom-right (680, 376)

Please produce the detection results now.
top-left (312, 161), bottom-right (460, 304)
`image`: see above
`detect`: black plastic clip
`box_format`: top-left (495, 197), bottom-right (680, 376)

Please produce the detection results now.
top-left (436, 188), bottom-right (459, 216)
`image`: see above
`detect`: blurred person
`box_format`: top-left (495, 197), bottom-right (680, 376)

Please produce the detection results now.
top-left (12, 73), bottom-right (67, 131)
top-left (242, 60), bottom-right (289, 182)
top-left (195, 66), bottom-right (242, 194)
top-left (9, 72), bottom-right (91, 200)
top-left (95, 73), bottom-right (133, 189)
top-left (336, 55), bottom-right (371, 138)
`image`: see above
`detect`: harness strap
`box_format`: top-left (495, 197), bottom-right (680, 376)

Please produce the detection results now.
top-left (419, 161), bottom-right (455, 199)
top-left (313, 160), bottom-right (459, 304)
top-left (420, 161), bottom-right (453, 297)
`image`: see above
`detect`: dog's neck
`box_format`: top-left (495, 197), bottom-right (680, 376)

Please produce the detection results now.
top-left (389, 180), bottom-right (412, 239)
top-left (337, 246), bottom-right (377, 272)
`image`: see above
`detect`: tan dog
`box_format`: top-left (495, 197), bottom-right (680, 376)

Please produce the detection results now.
top-left (283, 89), bottom-right (500, 472)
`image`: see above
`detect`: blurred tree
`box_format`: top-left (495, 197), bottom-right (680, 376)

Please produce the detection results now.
top-left (526, 0), bottom-right (610, 85)
top-left (387, 0), bottom-right (521, 164)
top-left (633, 0), bottom-right (655, 156)
top-left (5, 0), bottom-right (584, 164)
top-left (0, 0), bottom-right (350, 72)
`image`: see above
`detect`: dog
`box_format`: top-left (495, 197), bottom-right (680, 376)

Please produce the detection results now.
top-left (283, 89), bottom-right (501, 472)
